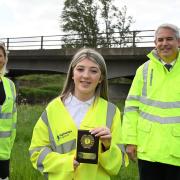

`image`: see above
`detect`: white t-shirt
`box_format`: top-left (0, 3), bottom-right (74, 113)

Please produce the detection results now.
top-left (64, 95), bottom-right (94, 128)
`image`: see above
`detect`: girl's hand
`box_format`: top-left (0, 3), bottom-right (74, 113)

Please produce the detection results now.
top-left (90, 127), bottom-right (111, 150)
top-left (73, 159), bottom-right (80, 170)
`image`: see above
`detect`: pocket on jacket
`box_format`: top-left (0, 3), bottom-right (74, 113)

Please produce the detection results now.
top-left (170, 127), bottom-right (180, 158)
top-left (137, 119), bottom-right (152, 153)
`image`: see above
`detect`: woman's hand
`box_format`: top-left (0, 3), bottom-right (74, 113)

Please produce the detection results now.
top-left (90, 127), bottom-right (111, 150)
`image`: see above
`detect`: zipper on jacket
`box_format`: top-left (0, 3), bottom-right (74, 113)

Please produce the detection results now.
top-left (150, 69), bottom-right (153, 86)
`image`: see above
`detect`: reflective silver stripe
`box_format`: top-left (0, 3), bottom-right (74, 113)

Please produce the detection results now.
top-left (56, 139), bottom-right (76, 154)
top-left (106, 102), bottom-right (116, 129)
top-left (0, 106), bottom-right (14, 120)
top-left (126, 95), bottom-right (140, 101)
top-left (140, 96), bottom-right (180, 109)
top-left (140, 111), bottom-right (180, 124)
top-left (0, 131), bottom-right (11, 138)
top-left (9, 79), bottom-right (16, 101)
top-left (37, 147), bottom-right (52, 172)
top-left (9, 79), bottom-right (17, 116)
top-left (117, 144), bottom-right (126, 166)
top-left (124, 106), bottom-right (139, 113)
top-left (41, 111), bottom-right (48, 126)
top-left (0, 113), bottom-right (12, 119)
top-left (0, 105), bottom-right (12, 119)
top-left (127, 95), bottom-right (180, 109)
top-left (13, 104), bottom-right (17, 113)
top-left (9, 79), bottom-right (17, 114)
top-left (12, 123), bottom-right (16, 129)
top-left (41, 110), bottom-right (57, 151)
top-left (29, 146), bottom-right (48, 157)
top-left (142, 61), bottom-right (150, 96)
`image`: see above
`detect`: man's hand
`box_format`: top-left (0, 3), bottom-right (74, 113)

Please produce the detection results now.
top-left (126, 144), bottom-right (137, 162)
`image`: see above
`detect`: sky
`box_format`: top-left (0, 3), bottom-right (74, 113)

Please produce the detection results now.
top-left (0, 0), bottom-right (180, 38)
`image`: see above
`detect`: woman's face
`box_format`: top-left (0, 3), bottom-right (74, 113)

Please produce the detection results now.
top-left (72, 58), bottom-right (102, 101)
top-left (0, 48), bottom-right (5, 71)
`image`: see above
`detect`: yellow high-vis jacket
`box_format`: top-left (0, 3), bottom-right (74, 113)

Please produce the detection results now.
top-left (122, 50), bottom-right (180, 166)
top-left (29, 97), bottom-right (128, 180)
top-left (0, 76), bottom-right (17, 160)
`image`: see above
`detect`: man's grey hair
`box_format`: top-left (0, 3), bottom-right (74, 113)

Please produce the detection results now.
top-left (155, 23), bottom-right (180, 39)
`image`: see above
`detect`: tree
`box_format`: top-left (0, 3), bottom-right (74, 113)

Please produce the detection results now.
top-left (60, 0), bottom-right (134, 48)
top-left (61, 0), bottom-right (99, 47)
top-left (110, 5), bottom-right (135, 47)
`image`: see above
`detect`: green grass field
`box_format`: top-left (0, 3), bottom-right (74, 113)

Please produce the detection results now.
top-left (9, 104), bottom-right (139, 180)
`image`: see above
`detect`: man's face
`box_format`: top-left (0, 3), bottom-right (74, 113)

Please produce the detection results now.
top-left (154, 28), bottom-right (180, 60)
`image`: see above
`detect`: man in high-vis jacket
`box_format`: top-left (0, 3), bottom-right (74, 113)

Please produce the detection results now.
top-left (122, 23), bottom-right (180, 180)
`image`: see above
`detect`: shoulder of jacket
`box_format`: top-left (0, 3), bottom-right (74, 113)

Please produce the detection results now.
top-left (97, 97), bottom-right (118, 110)
top-left (47, 96), bottom-right (61, 110)
top-left (2, 76), bottom-right (15, 85)
top-left (136, 60), bottom-right (151, 74)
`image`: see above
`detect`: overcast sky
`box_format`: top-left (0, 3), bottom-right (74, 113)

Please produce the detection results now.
top-left (0, 0), bottom-right (179, 38)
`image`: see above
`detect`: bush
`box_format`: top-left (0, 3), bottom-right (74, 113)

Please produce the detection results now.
top-left (16, 74), bottom-right (65, 104)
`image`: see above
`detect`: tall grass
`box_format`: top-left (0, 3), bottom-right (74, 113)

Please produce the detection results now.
top-left (9, 104), bottom-right (139, 180)
top-left (10, 104), bottom-right (45, 180)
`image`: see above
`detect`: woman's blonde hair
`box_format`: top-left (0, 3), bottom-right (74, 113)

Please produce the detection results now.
top-left (0, 42), bottom-right (8, 76)
top-left (60, 48), bottom-right (108, 102)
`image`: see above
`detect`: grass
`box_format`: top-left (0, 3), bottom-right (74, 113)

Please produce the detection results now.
top-left (10, 104), bottom-right (45, 180)
top-left (9, 104), bottom-right (139, 180)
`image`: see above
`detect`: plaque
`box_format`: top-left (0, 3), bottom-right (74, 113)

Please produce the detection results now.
top-left (76, 130), bottom-right (99, 164)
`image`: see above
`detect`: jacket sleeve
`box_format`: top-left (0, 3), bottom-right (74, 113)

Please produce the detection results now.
top-left (10, 83), bottom-right (17, 149)
top-left (29, 114), bottom-right (74, 176)
top-left (99, 107), bottom-right (128, 176)
top-left (121, 66), bottom-right (143, 145)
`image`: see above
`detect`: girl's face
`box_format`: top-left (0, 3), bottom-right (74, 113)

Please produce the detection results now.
top-left (72, 58), bottom-right (102, 101)
top-left (0, 48), bottom-right (5, 71)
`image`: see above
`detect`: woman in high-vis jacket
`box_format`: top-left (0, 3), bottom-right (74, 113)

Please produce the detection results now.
top-left (0, 43), bottom-right (17, 180)
top-left (29, 48), bottom-right (128, 180)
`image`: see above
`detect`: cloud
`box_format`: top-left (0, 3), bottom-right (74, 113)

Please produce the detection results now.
top-left (118, 0), bottom-right (180, 30)
top-left (0, 0), bottom-right (64, 37)
top-left (0, 0), bottom-right (179, 38)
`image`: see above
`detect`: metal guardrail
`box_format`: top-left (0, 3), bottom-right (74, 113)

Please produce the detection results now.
top-left (0, 30), bottom-right (155, 50)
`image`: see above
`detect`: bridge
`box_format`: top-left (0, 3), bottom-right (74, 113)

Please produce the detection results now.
top-left (2, 30), bottom-right (155, 78)
top-left (1, 30), bottom-right (155, 100)
top-left (7, 47), bottom-right (153, 79)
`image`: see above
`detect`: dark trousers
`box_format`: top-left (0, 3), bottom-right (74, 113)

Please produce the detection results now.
top-left (138, 159), bottom-right (180, 180)
top-left (0, 160), bottom-right (10, 178)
